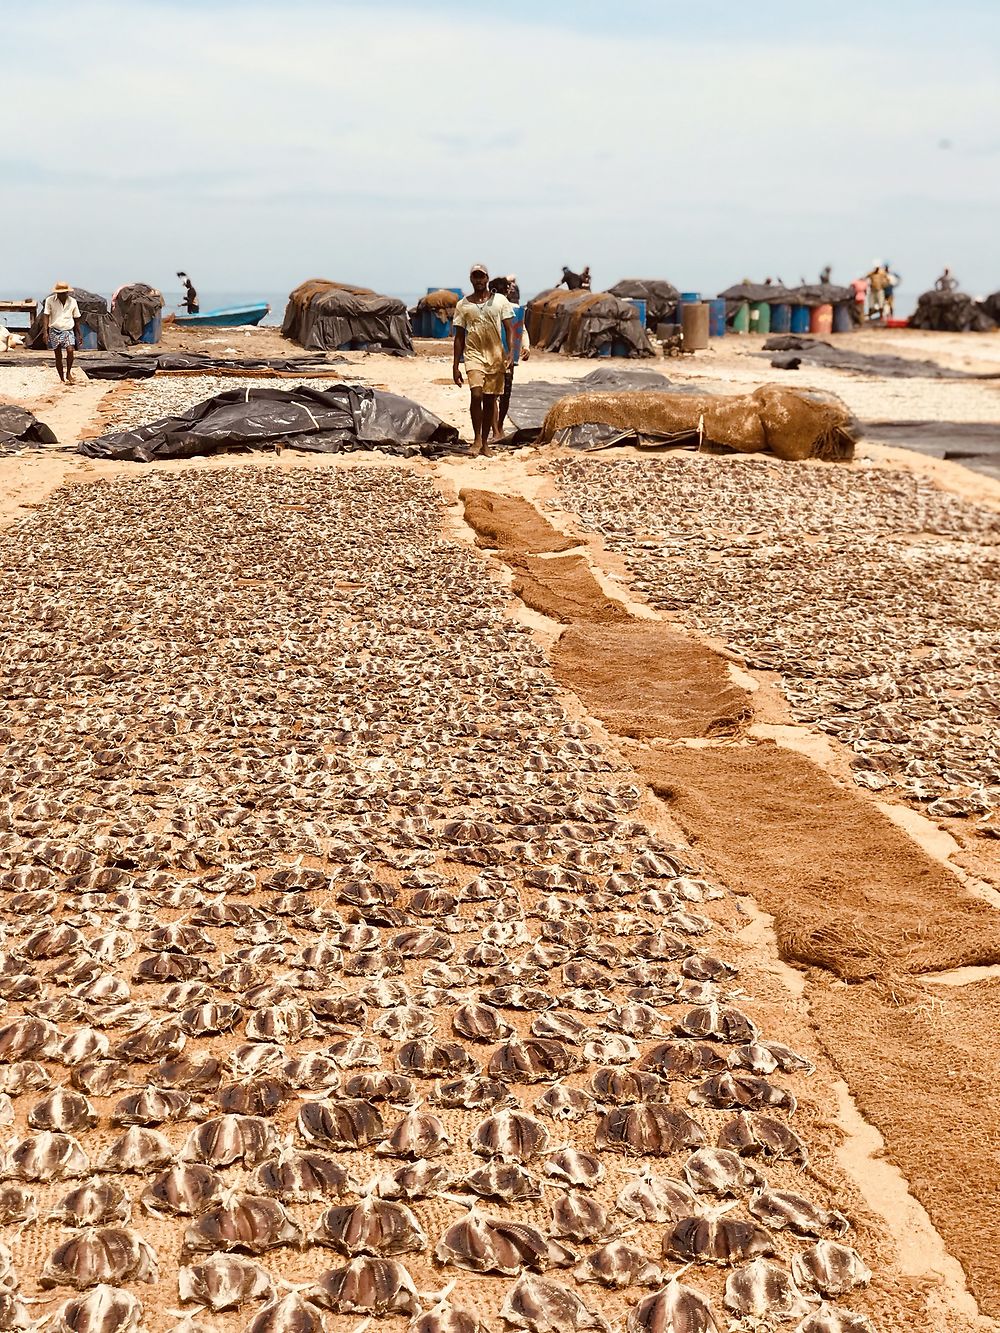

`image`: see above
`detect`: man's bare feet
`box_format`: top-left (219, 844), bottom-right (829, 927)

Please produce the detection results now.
top-left (66, 374), bottom-right (75, 385)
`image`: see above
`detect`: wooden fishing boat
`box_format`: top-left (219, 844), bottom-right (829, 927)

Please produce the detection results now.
top-left (174, 302), bottom-right (271, 327)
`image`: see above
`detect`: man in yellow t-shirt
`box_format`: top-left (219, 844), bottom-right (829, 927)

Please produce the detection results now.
top-left (452, 262), bottom-right (515, 457)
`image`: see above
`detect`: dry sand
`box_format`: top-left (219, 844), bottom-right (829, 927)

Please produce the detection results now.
top-left (2, 324), bottom-right (1000, 1330)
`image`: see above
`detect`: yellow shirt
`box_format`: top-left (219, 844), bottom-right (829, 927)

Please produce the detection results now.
top-left (453, 293), bottom-right (515, 374)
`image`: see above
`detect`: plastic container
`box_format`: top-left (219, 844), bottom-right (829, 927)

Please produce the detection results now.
top-left (832, 302), bottom-right (853, 333)
top-left (707, 298), bottom-right (726, 337)
top-left (139, 314), bottom-right (161, 345)
top-left (429, 313), bottom-right (453, 339)
top-left (810, 304), bottom-right (834, 335)
top-left (790, 305), bottom-right (811, 334)
top-left (769, 303), bottom-right (791, 334)
top-left (597, 343), bottom-right (612, 358)
top-left (680, 291), bottom-right (701, 302)
top-left (681, 302), bottom-right (710, 351)
top-left (749, 301), bottom-right (771, 335)
top-left (628, 298), bottom-right (648, 328)
top-left (732, 302), bottom-right (751, 334)
top-left (78, 322), bottom-right (99, 350)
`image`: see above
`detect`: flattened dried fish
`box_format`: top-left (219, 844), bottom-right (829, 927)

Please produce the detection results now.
top-left (663, 1216), bottom-right (775, 1266)
top-left (40, 1227), bottom-right (158, 1289)
top-left (310, 1257), bottom-right (419, 1316)
top-left (574, 1241), bottom-right (662, 1290)
top-left (182, 1190), bottom-right (302, 1255)
top-left (500, 1274), bottom-right (610, 1333)
top-left (313, 1195), bottom-right (426, 1256)
top-left (723, 1258), bottom-right (809, 1322)
top-left (595, 1105), bottom-right (705, 1156)
top-left (749, 1188), bottom-right (849, 1238)
top-left (177, 1254), bottom-right (273, 1310)
top-left (791, 1241), bottom-right (872, 1297)
top-left (627, 1280), bottom-right (719, 1333)
top-left (141, 1163), bottom-right (223, 1217)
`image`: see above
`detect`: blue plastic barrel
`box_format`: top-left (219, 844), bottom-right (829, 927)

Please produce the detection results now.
top-left (832, 302), bottom-right (853, 333)
top-left (598, 343), bottom-right (612, 358)
top-left (628, 298), bottom-right (647, 327)
top-left (790, 305), bottom-right (811, 334)
top-left (707, 298), bottom-right (726, 337)
top-left (79, 322), bottom-right (99, 350)
top-left (140, 314), bottom-right (161, 344)
top-left (769, 303), bottom-right (792, 334)
top-left (429, 313), bottom-right (452, 339)
top-left (680, 291), bottom-right (701, 302)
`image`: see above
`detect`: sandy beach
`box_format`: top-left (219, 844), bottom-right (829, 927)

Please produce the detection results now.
top-left (1, 326), bottom-right (999, 1333)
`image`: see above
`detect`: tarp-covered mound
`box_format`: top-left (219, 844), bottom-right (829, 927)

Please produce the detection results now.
top-left (607, 280), bottom-right (680, 327)
top-left (0, 405), bottom-right (57, 447)
top-left (540, 384), bottom-right (859, 461)
top-left (979, 291), bottom-right (1000, 324)
top-left (719, 281), bottom-right (854, 307)
top-left (112, 283), bottom-right (164, 343)
top-left (28, 288), bottom-right (125, 352)
top-left (79, 384), bottom-right (458, 462)
top-left (282, 279), bottom-right (413, 353)
top-left (415, 289), bottom-right (460, 315)
top-left (909, 290), bottom-right (996, 332)
top-left (526, 290), bottom-right (654, 358)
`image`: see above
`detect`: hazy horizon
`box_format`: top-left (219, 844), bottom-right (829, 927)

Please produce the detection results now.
top-left (6, 1), bottom-right (999, 303)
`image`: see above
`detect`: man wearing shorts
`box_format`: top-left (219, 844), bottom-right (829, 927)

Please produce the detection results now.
top-left (41, 282), bottom-right (82, 383)
top-left (452, 263), bottom-right (515, 457)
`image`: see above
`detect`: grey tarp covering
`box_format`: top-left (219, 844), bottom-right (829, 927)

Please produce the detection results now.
top-left (607, 280), bottom-right (681, 327)
top-left (909, 290), bottom-right (996, 332)
top-left (762, 336), bottom-right (1000, 380)
top-left (112, 283), bottom-right (165, 342)
top-left (719, 281), bottom-right (854, 307)
top-left (282, 279), bottom-right (413, 353)
top-left (525, 291), bottom-right (654, 358)
top-left (8, 351), bottom-right (352, 380)
top-left (863, 420), bottom-right (1000, 480)
top-left (27, 288), bottom-right (125, 352)
top-left (78, 384), bottom-right (459, 462)
top-left (0, 405), bottom-right (57, 447)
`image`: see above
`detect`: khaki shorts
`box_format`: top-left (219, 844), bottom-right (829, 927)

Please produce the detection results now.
top-left (466, 366), bottom-right (505, 395)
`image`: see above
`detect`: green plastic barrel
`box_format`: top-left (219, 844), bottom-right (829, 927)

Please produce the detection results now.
top-left (749, 301), bottom-right (771, 335)
top-left (732, 301), bottom-right (750, 334)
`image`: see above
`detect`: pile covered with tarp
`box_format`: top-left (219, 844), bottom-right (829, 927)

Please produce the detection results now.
top-left (27, 288), bottom-right (125, 352)
top-left (0, 405), bottom-right (57, 448)
top-left (607, 280), bottom-right (680, 327)
top-left (282, 279), bottom-right (413, 353)
top-left (979, 291), bottom-right (1000, 324)
top-left (526, 290), bottom-right (654, 358)
top-left (413, 289), bottom-right (460, 317)
top-left (79, 384), bottom-right (458, 462)
top-left (112, 284), bottom-right (164, 343)
top-left (540, 383), bottom-right (859, 461)
top-left (909, 290), bottom-right (996, 332)
top-left (719, 281), bottom-right (854, 307)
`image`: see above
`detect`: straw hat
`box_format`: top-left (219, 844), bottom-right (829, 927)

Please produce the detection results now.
top-left (53, 280), bottom-right (71, 292)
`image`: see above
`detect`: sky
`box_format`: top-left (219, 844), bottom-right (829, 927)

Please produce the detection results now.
top-left (4, 0), bottom-right (1000, 302)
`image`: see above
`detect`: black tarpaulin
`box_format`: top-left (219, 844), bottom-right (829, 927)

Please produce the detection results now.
top-left (0, 406), bottom-right (57, 447)
top-left (762, 336), bottom-right (999, 380)
top-left (78, 384), bottom-right (459, 462)
top-left (27, 288), bottom-right (126, 352)
top-left (718, 282), bottom-right (854, 307)
top-left (112, 283), bottom-right (164, 342)
top-left (607, 280), bottom-right (681, 327)
top-left (525, 291), bottom-right (654, 358)
top-left (282, 279), bottom-right (413, 353)
top-left (909, 290), bottom-right (996, 332)
top-left (504, 367), bottom-right (679, 444)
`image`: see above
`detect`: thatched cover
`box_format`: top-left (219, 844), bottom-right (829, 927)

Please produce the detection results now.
top-left (526, 290), bottom-right (653, 358)
top-left (282, 278), bottom-right (413, 353)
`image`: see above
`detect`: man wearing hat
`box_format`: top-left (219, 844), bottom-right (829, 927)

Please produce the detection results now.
top-left (452, 262), bottom-right (515, 457)
top-left (41, 282), bottom-right (82, 383)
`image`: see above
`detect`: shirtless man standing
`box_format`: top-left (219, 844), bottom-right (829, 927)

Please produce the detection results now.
top-left (452, 263), bottom-right (515, 457)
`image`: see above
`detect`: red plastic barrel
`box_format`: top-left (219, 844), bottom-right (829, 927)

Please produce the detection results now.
top-left (809, 304), bottom-right (833, 334)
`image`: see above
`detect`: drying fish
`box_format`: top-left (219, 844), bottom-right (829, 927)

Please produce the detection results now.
top-left (215, 1077), bottom-right (289, 1117)
top-left (326, 1036), bottom-right (382, 1067)
top-left (682, 1148), bottom-right (764, 1197)
top-left (135, 954), bottom-right (208, 982)
top-left (377, 1107), bottom-right (450, 1158)
top-left (4, 1132), bottom-right (89, 1181)
top-left (155, 1055), bottom-right (223, 1092)
top-left (0, 1185), bottom-right (35, 1226)
top-left (0, 1018), bottom-right (58, 1060)
top-left (179, 1003), bottom-right (244, 1037)
top-left (51, 1180), bottom-right (131, 1227)
top-left (472, 1109), bottom-right (551, 1161)
top-left (793, 1305), bottom-right (875, 1333)
top-left (280, 1054), bottom-right (341, 1091)
top-left (113, 1021), bottom-right (185, 1064)
top-left (408, 1285), bottom-right (481, 1333)
top-left (344, 1072), bottom-right (415, 1104)
top-left (545, 1149), bottom-right (603, 1190)
top-left (500, 1274), bottom-right (610, 1333)
top-left (396, 1039), bottom-right (478, 1079)
top-left (112, 1088), bottom-right (192, 1126)
top-left (574, 1241), bottom-right (663, 1290)
top-left (310, 1257), bottom-right (419, 1316)
top-left (435, 1207), bottom-right (565, 1276)
top-left (313, 1195), bottom-right (427, 1256)
top-left (52, 1032), bottom-right (111, 1068)
top-left (0, 1249), bottom-right (14, 1295)
top-left (48, 1285), bottom-right (143, 1333)
top-left (453, 1003), bottom-right (514, 1043)
top-left (253, 1148), bottom-right (351, 1203)
top-left (374, 1159), bottom-right (452, 1200)
top-left (98, 1128), bottom-right (174, 1174)
top-left (296, 1098), bottom-right (384, 1151)
top-left (749, 1189), bottom-right (849, 1237)
top-left (549, 1192), bottom-right (608, 1243)
top-left (463, 1161), bottom-right (542, 1203)
top-left (373, 1006), bottom-right (436, 1040)
top-left (616, 1169), bottom-right (698, 1224)
top-left (433, 1076), bottom-right (515, 1111)
top-left (70, 1062), bottom-right (131, 1098)
top-left (723, 1258), bottom-right (810, 1322)
top-left (530, 1014), bottom-right (587, 1043)
top-left (590, 1069), bottom-right (668, 1104)
top-left (791, 1241), bottom-right (872, 1297)
top-left (489, 1038), bottom-right (579, 1084)
top-left (674, 1004), bottom-right (757, 1044)
top-left (40, 1227), bottom-right (158, 1289)
top-left (595, 1105), bottom-right (705, 1156)
top-left (182, 1190), bottom-right (302, 1255)
top-left (182, 1115), bottom-right (278, 1167)
top-left (0, 1064), bottom-right (51, 1096)
top-left (229, 1045), bottom-right (286, 1077)
top-left (689, 1073), bottom-right (797, 1113)
top-left (582, 1034), bottom-right (639, 1065)
top-left (534, 1084), bottom-right (596, 1122)
top-left (244, 1293), bottom-right (325, 1333)
top-left (141, 1163), bottom-right (223, 1217)
top-left (626, 1280), bottom-right (720, 1333)
top-left (643, 1044), bottom-right (727, 1080)
top-left (245, 1006), bottom-right (317, 1044)
top-left (663, 1216), bottom-right (775, 1266)
top-left (177, 1254), bottom-right (274, 1310)
top-left (718, 1113), bottom-right (808, 1165)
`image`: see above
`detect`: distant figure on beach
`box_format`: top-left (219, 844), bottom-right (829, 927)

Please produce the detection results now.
top-left (883, 263), bottom-right (900, 317)
top-left (41, 281), bottom-right (82, 384)
top-left (866, 264), bottom-right (890, 319)
top-left (850, 274), bottom-right (868, 325)
top-left (935, 267), bottom-right (958, 292)
top-left (489, 275), bottom-right (530, 441)
top-left (177, 271), bottom-right (199, 313)
top-left (506, 274), bottom-right (521, 304)
top-left (452, 262), bottom-right (515, 458)
top-left (559, 265), bottom-right (591, 291)
top-left (819, 265), bottom-right (832, 284)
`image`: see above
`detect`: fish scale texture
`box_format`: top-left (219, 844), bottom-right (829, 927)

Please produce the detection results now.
top-left (0, 467), bottom-right (875, 1332)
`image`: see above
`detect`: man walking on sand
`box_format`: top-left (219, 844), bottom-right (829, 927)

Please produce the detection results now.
top-left (41, 282), bottom-right (82, 384)
top-left (452, 263), bottom-right (515, 457)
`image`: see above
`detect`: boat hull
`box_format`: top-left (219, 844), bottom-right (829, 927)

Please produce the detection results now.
top-left (175, 303), bottom-right (270, 327)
